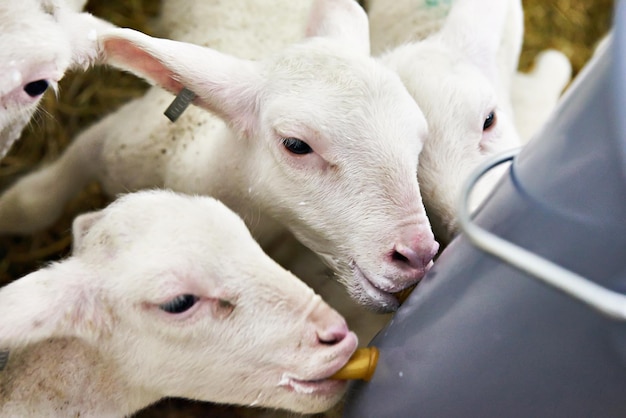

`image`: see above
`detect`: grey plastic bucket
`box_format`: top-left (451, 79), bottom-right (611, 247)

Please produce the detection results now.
top-left (343, 3), bottom-right (626, 417)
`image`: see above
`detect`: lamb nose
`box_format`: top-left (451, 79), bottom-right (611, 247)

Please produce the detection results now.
top-left (391, 240), bottom-right (439, 270)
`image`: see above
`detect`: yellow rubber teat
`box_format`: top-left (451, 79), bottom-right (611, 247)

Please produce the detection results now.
top-left (330, 347), bottom-right (379, 381)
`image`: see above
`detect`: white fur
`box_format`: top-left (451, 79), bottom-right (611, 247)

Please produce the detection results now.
top-left (0, 190), bottom-right (358, 417)
top-left (0, 0), bottom-right (111, 158)
top-left (512, 49), bottom-right (572, 143)
top-left (366, 0), bottom-right (570, 245)
top-left (0, 0), bottom-right (438, 312)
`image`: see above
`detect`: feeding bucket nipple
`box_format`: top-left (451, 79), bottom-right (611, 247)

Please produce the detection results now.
top-left (330, 347), bottom-right (379, 381)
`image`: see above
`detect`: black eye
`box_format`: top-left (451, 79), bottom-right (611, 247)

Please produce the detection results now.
top-left (483, 111), bottom-right (496, 131)
top-left (282, 137), bottom-right (313, 155)
top-left (159, 294), bottom-right (198, 314)
top-left (23, 80), bottom-right (49, 98)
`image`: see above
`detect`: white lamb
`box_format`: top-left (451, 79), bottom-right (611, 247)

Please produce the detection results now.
top-left (0, 0), bottom-right (438, 312)
top-left (510, 50), bottom-right (572, 142)
top-left (0, 189), bottom-right (358, 417)
top-left (366, 0), bottom-right (572, 144)
top-left (366, 0), bottom-right (571, 244)
top-left (0, 0), bottom-right (111, 158)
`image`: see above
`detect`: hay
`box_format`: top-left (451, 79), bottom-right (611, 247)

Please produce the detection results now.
top-left (0, 1), bottom-right (615, 417)
top-left (520, 0), bottom-right (614, 72)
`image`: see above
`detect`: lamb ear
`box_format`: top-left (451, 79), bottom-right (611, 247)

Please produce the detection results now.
top-left (438, 0), bottom-right (509, 80)
top-left (100, 28), bottom-right (261, 136)
top-left (0, 262), bottom-right (111, 348)
top-left (497, 0), bottom-right (524, 89)
top-left (305, 0), bottom-right (370, 55)
top-left (71, 210), bottom-right (105, 253)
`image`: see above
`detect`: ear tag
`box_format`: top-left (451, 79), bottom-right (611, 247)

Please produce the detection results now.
top-left (164, 87), bottom-right (197, 122)
top-left (0, 349), bottom-right (9, 371)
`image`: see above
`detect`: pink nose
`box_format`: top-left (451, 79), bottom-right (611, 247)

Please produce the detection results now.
top-left (390, 228), bottom-right (439, 271)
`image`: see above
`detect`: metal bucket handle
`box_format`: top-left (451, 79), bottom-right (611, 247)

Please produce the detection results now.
top-left (457, 149), bottom-right (626, 321)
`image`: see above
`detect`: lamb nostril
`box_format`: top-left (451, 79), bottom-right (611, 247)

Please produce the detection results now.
top-left (392, 250), bottom-right (410, 264)
top-left (391, 243), bottom-right (421, 267)
top-left (391, 243), bottom-right (434, 270)
top-left (320, 337), bottom-right (338, 345)
top-left (317, 325), bottom-right (348, 345)
top-left (23, 79), bottom-right (49, 97)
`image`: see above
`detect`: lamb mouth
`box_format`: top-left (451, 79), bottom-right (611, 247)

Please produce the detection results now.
top-left (279, 375), bottom-right (347, 396)
top-left (351, 263), bottom-right (401, 312)
top-left (278, 356), bottom-right (354, 396)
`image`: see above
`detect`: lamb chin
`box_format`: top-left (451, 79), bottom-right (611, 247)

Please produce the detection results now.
top-left (350, 264), bottom-right (400, 312)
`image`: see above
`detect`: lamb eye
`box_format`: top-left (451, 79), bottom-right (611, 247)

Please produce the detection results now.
top-left (483, 111), bottom-right (496, 131)
top-left (159, 294), bottom-right (198, 314)
top-left (23, 80), bottom-right (49, 97)
top-left (282, 137), bottom-right (313, 155)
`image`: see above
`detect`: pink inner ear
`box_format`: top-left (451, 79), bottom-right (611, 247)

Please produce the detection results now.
top-left (103, 38), bottom-right (184, 94)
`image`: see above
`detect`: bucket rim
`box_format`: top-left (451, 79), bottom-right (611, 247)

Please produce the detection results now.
top-left (458, 149), bottom-right (626, 321)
